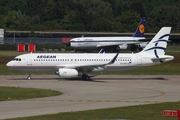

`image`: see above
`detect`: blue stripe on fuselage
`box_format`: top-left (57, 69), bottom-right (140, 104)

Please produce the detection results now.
top-left (71, 40), bottom-right (138, 43)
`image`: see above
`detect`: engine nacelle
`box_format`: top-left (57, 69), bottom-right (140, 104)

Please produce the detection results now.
top-left (139, 42), bottom-right (148, 48)
top-left (57, 68), bottom-right (78, 78)
top-left (118, 44), bottom-right (128, 50)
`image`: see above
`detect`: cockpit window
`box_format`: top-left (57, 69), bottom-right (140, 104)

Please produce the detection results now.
top-left (13, 58), bottom-right (21, 61)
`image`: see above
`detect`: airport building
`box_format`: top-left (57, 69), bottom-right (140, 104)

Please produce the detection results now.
top-left (0, 29), bottom-right (4, 44)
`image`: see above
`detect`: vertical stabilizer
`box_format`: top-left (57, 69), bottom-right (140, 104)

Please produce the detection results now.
top-left (140, 27), bottom-right (171, 57)
top-left (133, 17), bottom-right (146, 37)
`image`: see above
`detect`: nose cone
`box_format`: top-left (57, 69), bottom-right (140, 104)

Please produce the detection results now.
top-left (6, 62), bottom-right (10, 67)
top-left (6, 61), bottom-right (13, 68)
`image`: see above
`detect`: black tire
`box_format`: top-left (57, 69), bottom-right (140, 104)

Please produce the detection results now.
top-left (85, 76), bottom-right (90, 80)
top-left (82, 74), bottom-right (86, 80)
top-left (27, 76), bottom-right (31, 80)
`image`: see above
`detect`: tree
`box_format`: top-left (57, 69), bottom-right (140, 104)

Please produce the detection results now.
top-left (41, 0), bottom-right (56, 21)
top-left (3, 11), bottom-right (21, 29)
top-left (25, 0), bottom-right (45, 17)
top-left (114, 11), bottom-right (141, 32)
top-left (60, 11), bottom-right (77, 31)
top-left (77, 0), bottom-right (113, 19)
top-left (91, 18), bottom-right (112, 32)
top-left (148, 5), bottom-right (180, 31)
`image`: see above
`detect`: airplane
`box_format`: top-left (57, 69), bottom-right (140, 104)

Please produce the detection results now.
top-left (67, 17), bottom-right (148, 52)
top-left (6, 27), bottom-right (173, 80)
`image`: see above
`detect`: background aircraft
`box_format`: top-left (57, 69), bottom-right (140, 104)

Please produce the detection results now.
top-left (68, 17), bottom-right (148, 52)
top-left (7, 27), bottom-right (173, 80)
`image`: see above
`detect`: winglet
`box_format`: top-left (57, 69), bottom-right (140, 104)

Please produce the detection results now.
top-left (133, 17), bottom-right (146, 37)
top-left (107, 53), bottom-right (119, 64)
top-left (98, 48), bottom-right (105, 53)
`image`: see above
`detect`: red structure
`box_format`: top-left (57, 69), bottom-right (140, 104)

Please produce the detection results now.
top-left (163, 110), bottom-right (180, 120)
top-left (62, 37), bottom-right (73, 44)
top-left (17, 44), bottom-right (25, 52)
top-left (178, 110), bottom-right (180, 120)
top-left (164, 110), bottom-right (177, 116)
top-left (28, 44), bottom-right (36, 52)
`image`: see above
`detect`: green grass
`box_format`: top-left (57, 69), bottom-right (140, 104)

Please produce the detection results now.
top-left (9, 101), bottom-right (180, 120)
top-left (0, 86), bottom-right (61, 101)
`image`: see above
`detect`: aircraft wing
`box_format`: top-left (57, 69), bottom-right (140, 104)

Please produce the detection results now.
top-left (55, 53), bottom-right (119, 70)
top-left (138, 38), bottom-right (152, 42)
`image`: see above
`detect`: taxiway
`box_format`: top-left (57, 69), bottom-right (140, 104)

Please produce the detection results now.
top-left (0, 75), bottom-right (179, 119)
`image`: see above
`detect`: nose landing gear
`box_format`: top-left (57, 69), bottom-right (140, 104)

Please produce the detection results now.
top-left (27, 72), bottom-right (31, 80)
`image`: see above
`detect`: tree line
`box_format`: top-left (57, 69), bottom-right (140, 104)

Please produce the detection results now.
top-left (0, 0), bottom-right (180, 33)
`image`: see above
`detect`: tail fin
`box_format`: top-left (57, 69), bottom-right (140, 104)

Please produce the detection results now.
top-left (133, 17), bottom-right (146, 37)
top-left (140, 27), bottom-right (171, 56)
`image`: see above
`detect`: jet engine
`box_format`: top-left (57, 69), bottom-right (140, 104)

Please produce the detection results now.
top-left (57, 68), bottom-right (78, 78)
top-left (118, 44), bottom-right (128, 50)
top-left (139, 42), bottom-right (148, 48)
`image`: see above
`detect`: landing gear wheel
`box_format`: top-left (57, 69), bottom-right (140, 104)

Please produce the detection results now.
top-left (82, 74), bottom-right (91, 80)
top-left (27, 72), bottom-right (32, 80)
top-left (85, 76), bottom-right (90, 81)
top-left (82, 74), bottom-right (86, 79)
top-left (27, 76), bottom-right (31, 80)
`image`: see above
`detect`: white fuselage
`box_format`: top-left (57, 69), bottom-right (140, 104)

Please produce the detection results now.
top-left (69, 37), bottom-right (145, 49)
top-left (6, 53), bottom-right (172, 72)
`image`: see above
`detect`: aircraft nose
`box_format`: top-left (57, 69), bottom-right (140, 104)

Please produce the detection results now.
top-left (6, 61), bottom-right (13, 68)
top-left (6, 62), bottom-right (10, 67)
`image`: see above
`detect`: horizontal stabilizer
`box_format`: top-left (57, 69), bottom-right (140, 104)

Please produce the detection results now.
top-left (151, 56), bottom-right (174, 63)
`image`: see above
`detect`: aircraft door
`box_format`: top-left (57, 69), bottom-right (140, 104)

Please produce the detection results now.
top-left (27, 55), bottom-right (32, 65)
top-left (137, 55), bottom-right (142, 65)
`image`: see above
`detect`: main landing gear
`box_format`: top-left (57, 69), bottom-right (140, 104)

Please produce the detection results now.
top-left (82, 74), bottom-right (91, 80)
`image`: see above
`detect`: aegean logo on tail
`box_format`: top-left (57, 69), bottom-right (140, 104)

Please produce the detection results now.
top-left (145, 34), bottom-right (169, 52)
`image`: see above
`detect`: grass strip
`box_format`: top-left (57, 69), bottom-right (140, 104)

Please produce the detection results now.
top-left (0, 86), bottom-right (61, 101)
top-left (9, 101), bottom-right (180, 120)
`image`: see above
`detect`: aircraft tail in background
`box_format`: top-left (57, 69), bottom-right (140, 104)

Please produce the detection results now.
top-left (133, 17), bottom-right (146, 37)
